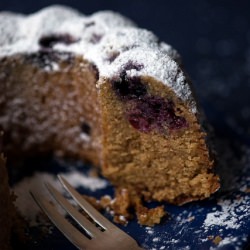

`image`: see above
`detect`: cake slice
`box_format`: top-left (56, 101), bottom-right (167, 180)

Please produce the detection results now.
top-left (0, 6), bottom-right (219, 208)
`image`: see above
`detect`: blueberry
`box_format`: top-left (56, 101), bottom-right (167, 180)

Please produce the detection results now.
top-left (123, 61), bottom-right (144, 71)
top-left (111, 71), bottom-right (187, 133)
top-left (126, 96), bottom-right (188, 133)
top-left (128, 113), bottom-right (151, 132)
top-left (111, 74), bottom-right (147, 100)
top-left (39, 34), bottom-right (79, 48)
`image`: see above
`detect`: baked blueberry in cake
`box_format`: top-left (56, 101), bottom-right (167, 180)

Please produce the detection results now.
top-left (0, 5), bottom-right (220, 223)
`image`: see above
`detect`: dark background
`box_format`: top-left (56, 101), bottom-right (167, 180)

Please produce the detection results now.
top-left (1, 1), bottom-right (250, 249)
top-left (1, 0), bottom-right (250, 143)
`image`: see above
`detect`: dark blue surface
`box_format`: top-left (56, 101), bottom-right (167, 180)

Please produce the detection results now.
top-left (25, 153), bottom-right (250, 250)
top-left (1, 1), bottom-right (250, 249)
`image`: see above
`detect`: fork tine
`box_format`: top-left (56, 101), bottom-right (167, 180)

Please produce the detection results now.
top-left (30, 191), bottom-right (91, 249)
top-left (45, 182), bottom-right (103, 239)
top-left (58, 175), bottom-right (119, 231)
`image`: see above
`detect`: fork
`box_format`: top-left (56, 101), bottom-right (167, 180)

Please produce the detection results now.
top-left (30, 175), bottom-right (144, 250)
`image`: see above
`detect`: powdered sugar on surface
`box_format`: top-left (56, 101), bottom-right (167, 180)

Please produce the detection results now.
top-left (0, 5), bottom-right (196, 112)
top-left (10, 141), bottom-right (250, 249)
top-left (61, 170), bottom-right (108, 191)
top-left (138, 143), bottom-right (250, 250)
top-left (12, 168), bottom-right (108, 227)
top-left (203, 197), bottom-right (249, 231)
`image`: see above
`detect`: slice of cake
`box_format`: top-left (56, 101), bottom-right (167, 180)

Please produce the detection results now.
top-left (0, 6), bottom-right (219, 210)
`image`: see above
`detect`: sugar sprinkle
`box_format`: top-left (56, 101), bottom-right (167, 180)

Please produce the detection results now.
top-left (0, 5), bottom-right (196, 112)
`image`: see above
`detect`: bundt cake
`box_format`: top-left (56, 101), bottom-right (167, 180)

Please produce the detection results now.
top-left (0, 6), bottom-right (219, 208)
top-left (0, 132), bottom-right (13, 250)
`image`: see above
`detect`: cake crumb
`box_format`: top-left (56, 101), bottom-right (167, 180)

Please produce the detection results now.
top-left (113, 215), bottom-right (128, 226)
top-left (87, 168), bottom-right (99, 178)
top-left (213, 236), bottom-right (222, 245)
top-left (207, 235), bottom-right (214, 240)
top-left (100, 195), bottom-right (112, 207)
top-left (83, 188), bottom-right (167, 226)
top-left (136, 204), bottom-right (166, 226)
top-left (207, 235), bottom-right (223, 245)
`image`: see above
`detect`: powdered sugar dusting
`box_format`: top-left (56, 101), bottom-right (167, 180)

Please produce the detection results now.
top-left (13, 172), bottom-right (62, 226)
top-left (60, 170), bottom-right (108, 191)
top-left (12, 169), bottom-right (108, 226)
top-left (203, 197), bottom-right (249, 230)
top-left (10, 139), bottom-right (250, 249)
top-left (0, 5), bottom-right (196, 112)
top-left (139, 142), bottom-right (250, 250)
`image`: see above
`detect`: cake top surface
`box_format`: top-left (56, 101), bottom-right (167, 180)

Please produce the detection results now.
top-left (0, 5), bottom-right (196, 112)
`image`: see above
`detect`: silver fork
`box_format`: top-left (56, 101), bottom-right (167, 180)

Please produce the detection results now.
top-left (30, 175), bottom-right (144, 250)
